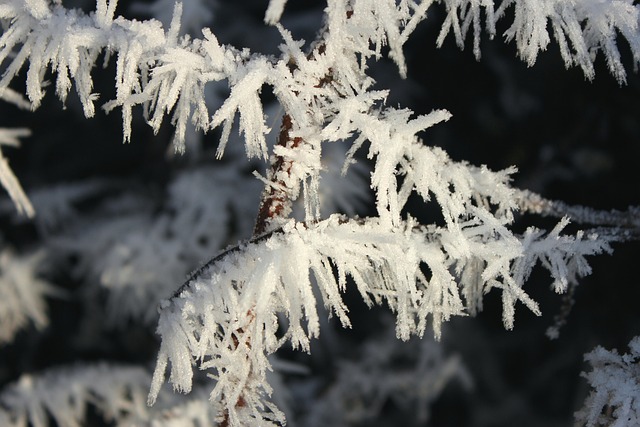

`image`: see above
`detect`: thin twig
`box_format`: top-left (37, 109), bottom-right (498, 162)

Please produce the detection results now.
top-left (171, 228), bottom-right (282, 299)
top-left (253, 114), bottom-right (303, 236)
top-left (516, 189), bottom-right (640, 228)
top-left (252, 11), bottom-right (352, 236)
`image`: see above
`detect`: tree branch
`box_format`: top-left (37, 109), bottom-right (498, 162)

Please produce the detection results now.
top-left (253, 114), bottom-right (303, 236)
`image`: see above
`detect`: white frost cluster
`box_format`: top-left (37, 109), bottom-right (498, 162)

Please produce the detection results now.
top-left (576, 337), bottom-right (640, 427)
top-left (0, 128), bottom-right (33, 217)
top-left (49, 164), bottom-right (261, 326)
top-left (437, 0), bottom-right (640, 82)
top-left (0, 363), bottom-right (223, 427)
top-left (0, 363), bottom-right (151, 427)
top-left (0, 249), bottom-right (53, 344)
top-left (298, 322), bottom-right (471, 426)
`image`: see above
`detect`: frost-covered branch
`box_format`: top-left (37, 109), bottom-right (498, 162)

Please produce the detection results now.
top-left (0, 0), bottom-right (431, 158)
top-left (0, 128), bottom-right (33, 217)
top-left (517, 189), bottom-right (640, 242)
top-left (437, 0), bottom-right (640, 82)
top-left (576, 337), bottom-right (640, 427)
top-left (0, 362), bottom-right (223, 427)
top-left (0, 363), bottom-right (151, 427)
top-left (0, 0), bottom-right (268, 153)
top-left (1, 0), bottom-right (638, 160)
top-left (0, 249), bottom-right (54, 344)
top-left (150, 177), bottom-right (609, 425)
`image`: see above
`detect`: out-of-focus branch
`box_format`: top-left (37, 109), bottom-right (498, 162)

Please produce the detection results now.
top-left (516, 189), bottom-right (640, 242)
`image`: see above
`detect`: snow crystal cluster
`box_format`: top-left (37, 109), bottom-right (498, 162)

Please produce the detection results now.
top-left (576, 337), bottom-right (640, 427)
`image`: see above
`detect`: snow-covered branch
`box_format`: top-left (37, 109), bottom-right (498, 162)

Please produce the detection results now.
top-left (0, 128), bottom-right (33, 217)
top-left (576, 337), bottom-right (640, 427)
top-left (0, 363), bottom-right (150, 427)
top-left (150, 205), bottom-right (609, 422)
top-left (0, 249), bottom-right (54, 344)
top-left (438, 0), bottom-right (640, 82)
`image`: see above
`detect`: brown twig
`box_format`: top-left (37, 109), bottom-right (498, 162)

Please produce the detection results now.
top-left (253, 114), bottom-right (304, 236)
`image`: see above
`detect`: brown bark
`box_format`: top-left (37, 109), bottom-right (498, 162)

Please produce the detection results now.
top-left (253, 113), bottom-right (304, 236)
